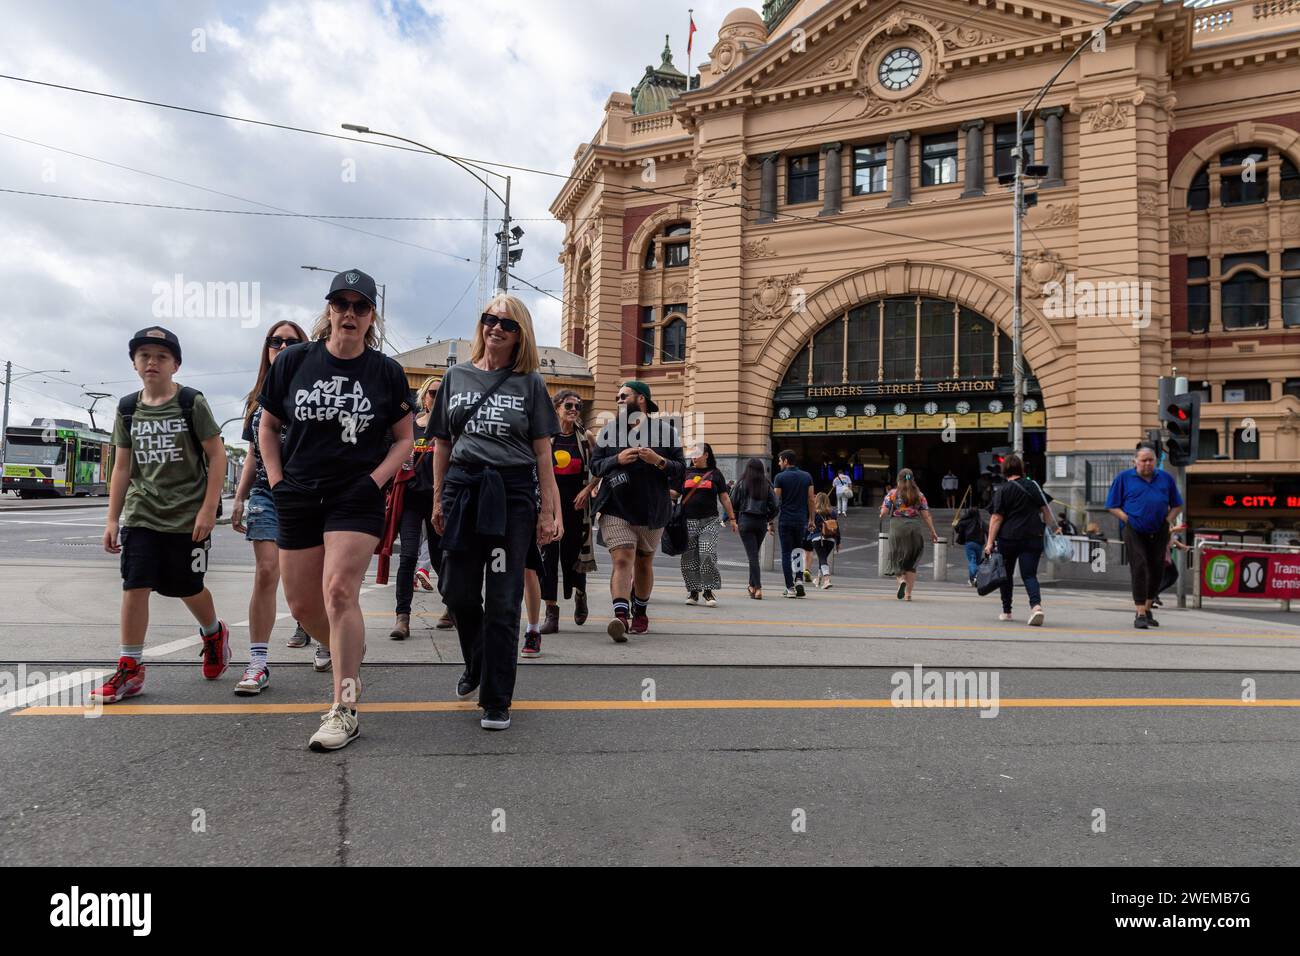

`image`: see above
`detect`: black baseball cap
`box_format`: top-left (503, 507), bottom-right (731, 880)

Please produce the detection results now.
top-left (621, 380), bottom-right (659, 413)
top-left (128, 326), bottom-right (182, 364)
top-left (326, 268), bottom-right (379, 309)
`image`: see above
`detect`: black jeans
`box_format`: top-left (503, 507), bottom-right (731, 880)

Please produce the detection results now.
top-left (539, 499), bottom-right (586, 602)
top-left (1123, 523), bottom-right (1169, 606)
top-left (996, 539), bottom-right (1043, 613)
top-left (439, 468), bottom-right (537, 711)
top-left (778, 519), bottom-right (805, 589)
top-left (394, 489), bottom-right (439, 616)
top-left (738, 515), bottom-right (767, 589)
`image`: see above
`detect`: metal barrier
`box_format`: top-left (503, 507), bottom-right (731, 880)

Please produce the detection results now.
top-left (1190, 538), bottom-right (1300, 613)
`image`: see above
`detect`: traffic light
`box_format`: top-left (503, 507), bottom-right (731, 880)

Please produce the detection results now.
top-left (1162, 392), bottom-right (1201, 466)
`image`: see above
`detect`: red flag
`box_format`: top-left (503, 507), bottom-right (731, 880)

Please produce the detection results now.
top-left (688, 14), bottom-right (697, 55)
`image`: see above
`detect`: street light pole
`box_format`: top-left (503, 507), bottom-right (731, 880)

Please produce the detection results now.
top-left (1010, 0), bottom-right (1144, 457)
top-left (497, 175), bottom-right (511, 294)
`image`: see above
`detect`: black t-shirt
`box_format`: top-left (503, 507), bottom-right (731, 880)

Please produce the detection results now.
top-left (682, 467), bottom-right (728, 520)
top-left (406, 416), bottom-right (435, 497)
top-left (240, 404), bottom-right (283, 494)
top-left (992, 478), bottom-right (1053, 543)
top-left (551, 429), bottom-right (586, 497)
top-left (257, 340), bottom-right (412, 494)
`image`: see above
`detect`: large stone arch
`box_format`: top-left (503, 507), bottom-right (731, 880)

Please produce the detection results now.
top-left (1169, 122), bottom-right (1300, 208)
top-left (623, 201), bottom-right (695, 272)
top-left (750, 259), bottom-right (1070, 431)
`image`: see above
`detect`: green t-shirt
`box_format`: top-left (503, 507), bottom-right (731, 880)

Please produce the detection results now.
top-left (112, 387), bottom-right (222, 533)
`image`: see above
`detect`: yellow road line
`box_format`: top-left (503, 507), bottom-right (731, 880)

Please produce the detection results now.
top-left (15, 697), bottom-right (1300, 716)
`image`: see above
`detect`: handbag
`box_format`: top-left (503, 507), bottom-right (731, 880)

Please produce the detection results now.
top-left (1027, 479), bottom-right (1072, 563)
top-left (660, 483), bottom-right (704, 557)
top-left (975, 549), bottom-right (1008, 596)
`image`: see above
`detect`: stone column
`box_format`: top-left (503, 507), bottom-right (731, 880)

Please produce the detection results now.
top-left (757, 153), bottom-right (779, 223)
top-left (960, 119), bottom-right (985, 198)
top-left (1040, 106), bottom-right (1065, 189)
top-left (820, 142), bottom-right (843, 217)
top-left (887, 131), bottom-right (911, 208)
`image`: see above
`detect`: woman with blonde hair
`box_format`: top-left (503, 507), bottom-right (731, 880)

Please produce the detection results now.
top-left (430, 293), bottom-right (562, 730)
top-left (230, 319), bottom-right (311, 692)
top-left (879, 467), bottom-right (939, 601)
top-left (810, 491), bottom-right (841, 589)
top-left (258, 269), bottom-right (415, 750)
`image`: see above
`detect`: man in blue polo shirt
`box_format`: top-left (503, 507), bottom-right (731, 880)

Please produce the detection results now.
top-left (1105, 444), bottom-right (1183, 629)
top-left (773, 450), bottom-right (816, 598)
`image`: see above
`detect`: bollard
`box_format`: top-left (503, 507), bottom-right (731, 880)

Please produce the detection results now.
top-left (933, 536), bottom-right (948, 582)
top-left (761, 529), bottom-right (775, 571)
top-left (878, 532), bottom-right (891, 577)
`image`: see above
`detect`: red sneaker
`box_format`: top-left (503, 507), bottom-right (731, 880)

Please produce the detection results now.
top-left (630, 612), bottom-right (649, 634)
top-left (199, 620), bottom-right (231, 680)
top-left (90, 657), bottom-right (145, 704)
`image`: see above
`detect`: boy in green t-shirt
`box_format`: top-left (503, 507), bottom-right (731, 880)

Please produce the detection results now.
top-left (92, 327), bottom-right (230, 704)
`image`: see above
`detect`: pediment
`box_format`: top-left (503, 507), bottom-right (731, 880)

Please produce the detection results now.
top-left (693, 0), bottom-right (1141, 103)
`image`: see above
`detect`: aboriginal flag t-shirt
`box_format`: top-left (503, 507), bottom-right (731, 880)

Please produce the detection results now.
top-left (681, 467), bottom-right (728, 520)
top-left (257, 340), bottom-right (412, 494)
top-left (551, 430), bottom-right (586, 499)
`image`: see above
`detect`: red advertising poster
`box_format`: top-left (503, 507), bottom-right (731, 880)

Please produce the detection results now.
top-left (1201, 548), bottom-right (1300, 599)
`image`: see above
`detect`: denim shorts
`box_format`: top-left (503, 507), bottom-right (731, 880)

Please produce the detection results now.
top-left (244, 486), bottom-right (280, 542)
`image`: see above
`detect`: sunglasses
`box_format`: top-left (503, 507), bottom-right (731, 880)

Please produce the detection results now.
top-left (561, 402), bottom-right (582, 411)
top-left (266, 335), bottom-right (302, 350)
top-left (329, 297), bottom-right (373, 317)
top-left (480, 313), bottom-right (521, 334)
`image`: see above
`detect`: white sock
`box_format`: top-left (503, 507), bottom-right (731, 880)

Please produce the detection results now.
top-left (249, 643), bottom-right (268, 668)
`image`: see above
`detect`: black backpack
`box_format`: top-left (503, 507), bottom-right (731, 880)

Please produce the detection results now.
top-left (118, 386), bottom-right (223, 518)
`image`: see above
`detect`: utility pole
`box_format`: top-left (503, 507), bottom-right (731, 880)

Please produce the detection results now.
top-left (496, 175), bottom-right (512, 294)
top-left (1172, 372), bottom-right (1190, 609)
top-left (1011, 109), bottom-right (1025, 458)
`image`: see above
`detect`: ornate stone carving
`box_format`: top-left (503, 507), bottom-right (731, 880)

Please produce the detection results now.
top-left (1170, 223), bottom-right (1185, 245)
top-left (741, 237), bottom-right (778, 259)
top-left (1072, 91), bottom-right (1145, 133)
top-left (807, 37), bottom-right (865, 78)
top-left (683, 163), bottom-right (699, 185)
top-left (1282, 214), bottom-right (1300, 237)
top-left (1225, 222), bottom-right (1267, 249)
top-left (1182, 223), bottom-right (1208, 245)
top-left (1278, 409), bottom-right (1300, 436)
top-left (666, 280), bottom-right (688, 300)
top-left (700, 157), bottom-right (742, 190)
top-left (1000, 250), bottom-right (1067, 297)
top-left (1038, 203), bottom-right (1078, 227)
top-left (908, 13), bottom-right (1005, 49)
top-left (621, 279), bottom-right (639, 298)
top-left (745, 269), bottom-right (807, 324)
top-left (1138, 193), bottom-right (1160, 218)
top-left (709, 38), bottom-right (740, 75)
top-left (855, 22), bottom-right (945, 119)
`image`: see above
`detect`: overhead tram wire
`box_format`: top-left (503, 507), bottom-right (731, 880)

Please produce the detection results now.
top-left (1, 71), bottom-right (1145, 285)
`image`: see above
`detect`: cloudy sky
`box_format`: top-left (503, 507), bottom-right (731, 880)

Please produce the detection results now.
top-left (0, 0), bottom-right (734, 443)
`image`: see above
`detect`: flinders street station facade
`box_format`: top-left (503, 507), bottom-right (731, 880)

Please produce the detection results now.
top-left (550, 0), bottom-right (1300, 541)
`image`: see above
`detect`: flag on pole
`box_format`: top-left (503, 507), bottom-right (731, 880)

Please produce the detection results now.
top-left (688, 12), bottom-right (697, 55)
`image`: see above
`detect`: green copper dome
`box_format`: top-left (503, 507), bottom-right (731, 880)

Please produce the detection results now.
top-left (631, 35), bottom-right (687, 116)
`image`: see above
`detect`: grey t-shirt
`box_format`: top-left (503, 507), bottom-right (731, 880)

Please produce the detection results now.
top-left (429, 363), bottom-right (559, 467)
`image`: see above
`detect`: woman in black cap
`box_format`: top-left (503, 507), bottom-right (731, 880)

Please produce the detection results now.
top-left (257, 269), bottom-right (414, 751)
top-left (430, 293), bottom-right (561, 731)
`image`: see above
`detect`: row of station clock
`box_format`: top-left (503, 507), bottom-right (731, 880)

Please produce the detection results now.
top-left (777, 398), bottom-right (1040, 420)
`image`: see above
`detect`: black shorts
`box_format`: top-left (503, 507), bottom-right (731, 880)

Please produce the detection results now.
top-left (273, 475), bottom-right (386, 550)
top-left (120, 527), bottom-right (210, 598)
top-left (525, 541), bottom-right (544, 572)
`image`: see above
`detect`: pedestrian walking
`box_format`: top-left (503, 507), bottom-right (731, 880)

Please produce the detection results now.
top-left (590, 381), bottom-right (685, 640)
top-left (880, 468), bottom-right (939, 601)
top-left (430, 293), bottom-right (562, 730)
top-left (832, 468), bottom-right (853, 515)
top-left (531, 389), bottom-right (600, 649)
top-left (773, 450), bottom-right (815, 598)
top-left (811, 492), bottom-right (841, 588)
top-left (1104, 445), bottom-right (1183, 629)
top-left (730, 457), bottom-right (779, 599)
top-left (230, 319), bottom-right (311, 693)
top-left (942, 469), bottom-right (959, 509)
top-left (680, 442), bottom-right (736, 608)
top-left (952, 503), bottom-right (987, 587)
top-left (984, 454), bottom-right (1058, 625)
top-left (93, 326), bottom-right (229, 704)
top-left (257, 269), bottom-right (415, 751)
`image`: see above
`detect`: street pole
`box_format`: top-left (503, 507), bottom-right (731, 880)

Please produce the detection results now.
top-left (496, 175), bottom-right (512, 294)
top-left (379, 282), bottom-right (387, 354)
top-left (1173, 374), bottom-right (1189, 609)
top-left (1012, 108), bottom-right (1025, 458)
top-left (2, 362), bottom-right (11, 466)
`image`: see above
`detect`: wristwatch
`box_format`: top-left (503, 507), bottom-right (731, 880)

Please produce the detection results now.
top-left (655, 456), bottom-right (666, 470)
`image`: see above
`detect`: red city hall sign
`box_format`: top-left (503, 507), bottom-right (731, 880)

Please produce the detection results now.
top-left (1214, 494), bottom-right (1300, 509)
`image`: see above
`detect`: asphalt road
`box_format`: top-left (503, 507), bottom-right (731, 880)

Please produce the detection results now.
top-left (3, 665), bottom-right (1297, 866)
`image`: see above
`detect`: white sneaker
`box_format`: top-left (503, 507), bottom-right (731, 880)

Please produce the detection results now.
top-left (1028, 606), bottom-right (1045, 627)
top-left (313, 644), bottom-right (332, 672)
top-left (685, 592), bottom-right (699, 606)
top-left (702, 590), bottom-right (717, 608)
top-left (820, 579), bottom-right (832, 590)
top-left (234, 664), bottom-right (269, 696)
top-left (784, 588), bottom-right (796, 598)
top-left (998, 612), bottom-right (1013, 621)
top-left (309, 703), bottom-right (359, 751)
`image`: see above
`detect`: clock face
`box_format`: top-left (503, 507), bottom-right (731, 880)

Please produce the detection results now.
top-left (879, 47), bottom-right (921, 91)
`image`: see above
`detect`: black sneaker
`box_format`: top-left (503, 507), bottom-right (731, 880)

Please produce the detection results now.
top-left (481, 708), bottom-right (511, 730)
top-left (795, 583), bottom-right (806, 598)
top-left (1145, 611), bottom-right (1160, 627)
top-left (521, 628), bottom-right (541, 658)
top-left (1133, 614), bottom-right (1149, 630)
top-left (456, 671), bottom-right (479, 700)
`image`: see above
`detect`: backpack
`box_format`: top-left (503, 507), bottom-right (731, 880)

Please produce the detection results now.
top-left (118, 386), bottom-right (223, 518)
top-left (821, 515), bottom-right (839, 538)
